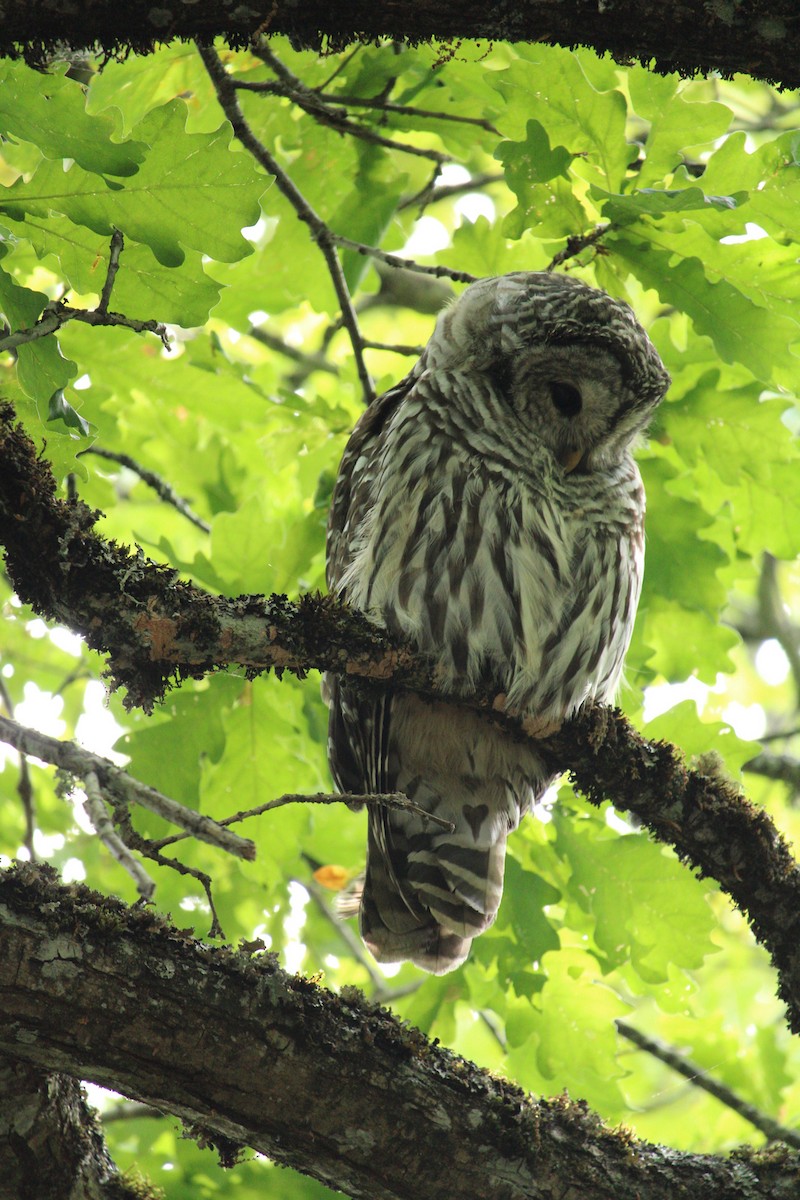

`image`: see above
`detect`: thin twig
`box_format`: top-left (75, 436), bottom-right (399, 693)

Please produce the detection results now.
top-left (329, 234), bottom-right (477, 284)
top-left (77, 446), bottom-right (210, 533)
top-left (0, 715), bottom-right (255, 862)
top-left (616, 1020), bottom-right (800, 1148)
top-left (195, 40), bottom-right (375, 406)
top-left (97, 229), bottom-right (124, 314)
top-left (108, 794), bottom-right (225, 938)
top-left (150, 789), bottom-right (455, 852)
top-left (242, 47), bottom-right (452, 165)
top-left (0, 232), bottom-right (168, 352)
top-left (546, 224), bottom-right (611, 272)
top-left (83, 769), bottom-right (156, 899)
top-left (238, 59), bottom-right (500, 135)
top-left (397, 171), bottom-right (505, 212)
top-left (247, 326), bottom-right (339, 375)
top-left (315, 44), bottom-right (363, 93)
top-left (363, 340), bottom-right (425, 356)
top-left (229, 790), bottom-right (455, 831)
top-left (0, 678), bottom-right (36, 861)
top-left (0, 301), bottom-right (170, 354)
top-left (314, 90), bottom-right (501, 136)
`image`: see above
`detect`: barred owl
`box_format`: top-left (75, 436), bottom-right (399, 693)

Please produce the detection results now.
top-left (325, 272), bottom-right (669, 974)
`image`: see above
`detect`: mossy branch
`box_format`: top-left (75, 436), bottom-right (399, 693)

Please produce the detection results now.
top-left (2, 402), bottom-right (800, 1033)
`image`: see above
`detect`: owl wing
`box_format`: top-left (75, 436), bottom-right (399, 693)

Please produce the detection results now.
top-left (326, 374), bottom-right (481, 972)
top-left (326, 375), bottom-right (416, 593)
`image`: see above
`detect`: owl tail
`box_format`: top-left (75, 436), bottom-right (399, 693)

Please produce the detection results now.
top-left (358, 789), bottom-right (511, 975)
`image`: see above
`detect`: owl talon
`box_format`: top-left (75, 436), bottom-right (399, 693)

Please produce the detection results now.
top-left (521, 715), bottom-right (563, 739)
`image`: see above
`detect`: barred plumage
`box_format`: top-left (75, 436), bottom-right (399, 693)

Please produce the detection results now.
top-left (326, 272), bottom-right (669, 973)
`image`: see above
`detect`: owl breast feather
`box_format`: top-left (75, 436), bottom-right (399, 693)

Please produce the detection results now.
top-left (340, 436), bottom-right (643, 728)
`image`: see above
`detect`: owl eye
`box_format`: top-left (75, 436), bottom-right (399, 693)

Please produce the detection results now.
top-left (549, 380), bottom-right (583, 418)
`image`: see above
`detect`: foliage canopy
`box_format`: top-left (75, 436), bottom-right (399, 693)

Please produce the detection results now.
top-left (1, 37), bottom-right (800, 1197)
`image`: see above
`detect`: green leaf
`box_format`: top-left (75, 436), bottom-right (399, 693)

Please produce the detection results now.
top-left (627, 69), bottom-right (732, 188)
top-left (495, 119), bottom-right (576, 239)
top-left (86, 43), bottom-right (221, 136)
top-left (498, 857), bottom-right (561, 963)
top-left (494, 47), bottom-right (634, 191)
top-left (599, 187), bottom-right (742, 224)
top-left (611, 235), bottom-right (799, 382)
top-left (0, 260), bottom-right (77, 402)
top-left (638, 598), bottom-right (739, 682)
top-left (118, 676), bottom-right (239, 808)
top-left (644, 700), bottom-right (760, 777)
top-left (640, 457), bottom-right (728, 615)
top-left (3, 210), bottom-right (222, 326)
top-left (47, 388), bottom-right (92, 436)
top-left (0, 61), bottom-right (147, 177)
top-left (556, 816), bottom-right (717, 982)
top-left (507, 948), bottom-right (629, 1111)
top-left (1, 102), bottom-right (270, 267)
top-left (330, 150), bottom-right (408, 293)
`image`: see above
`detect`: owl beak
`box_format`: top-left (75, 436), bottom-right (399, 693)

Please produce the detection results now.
top-left (558, 447), bottom-right (584, 474)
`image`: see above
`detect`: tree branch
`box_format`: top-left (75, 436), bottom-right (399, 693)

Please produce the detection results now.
top-left (3, 401), bottom-right (800, 1033)
top-left (616, 1020), bottom-right (800, 1149)
top-left (2, 862), bottom-right (799, 1200)
top-left (744, 753), bottom-right (800, 793)
top-left (328, 234), bottom-right (478, 284)
top-left (248, 43), bottom-right (453, 165)
top-left (82, 768), bottom-right (156, 899)
top-left (2, 2), bottom-right (798, 89)
top-left (0, 232), bottom-right (169, 354)
top-left (0, 1052), bottom-right (142, 1200)
top-left (149, 790), bottom-right (455, 853)
top-left (247, 324), bottom-right (340, 375)
top-left (195, 40), bottom-right (376, 406)
top-left (0, 299), bottom-right (171, 353)
top-left (758, 554), bottom-right (800, 706)
top-left (0, 677), bottom-right (36, 862)
top-left (0, 714), bottom-right (255, 864)
top-left (77, 445), bottom-right (211, 533)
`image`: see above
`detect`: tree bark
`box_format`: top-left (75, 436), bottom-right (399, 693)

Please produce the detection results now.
top-left (1, 862), bottom-right (799, 1200)
top-left (0, 1053), bottom-right (139, 1200)
top-left (1, 0), bottom-right (799, 89)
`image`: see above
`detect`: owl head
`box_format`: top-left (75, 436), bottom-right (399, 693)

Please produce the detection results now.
top-left (423, 272), bottom-right (670, 473)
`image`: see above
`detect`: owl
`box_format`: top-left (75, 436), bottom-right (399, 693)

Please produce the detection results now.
top-left (325, 272), bottom-right (669, 974)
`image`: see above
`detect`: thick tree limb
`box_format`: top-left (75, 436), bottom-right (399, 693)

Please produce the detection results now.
top-left (3, 401), bottom-right (800, 1032)
top-left (1, 862), bottom-right (799, 1200)
top-left (2, 1), bottom-right (799, 89)
top-left (0, 1051), bottom-right (142, 1200)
